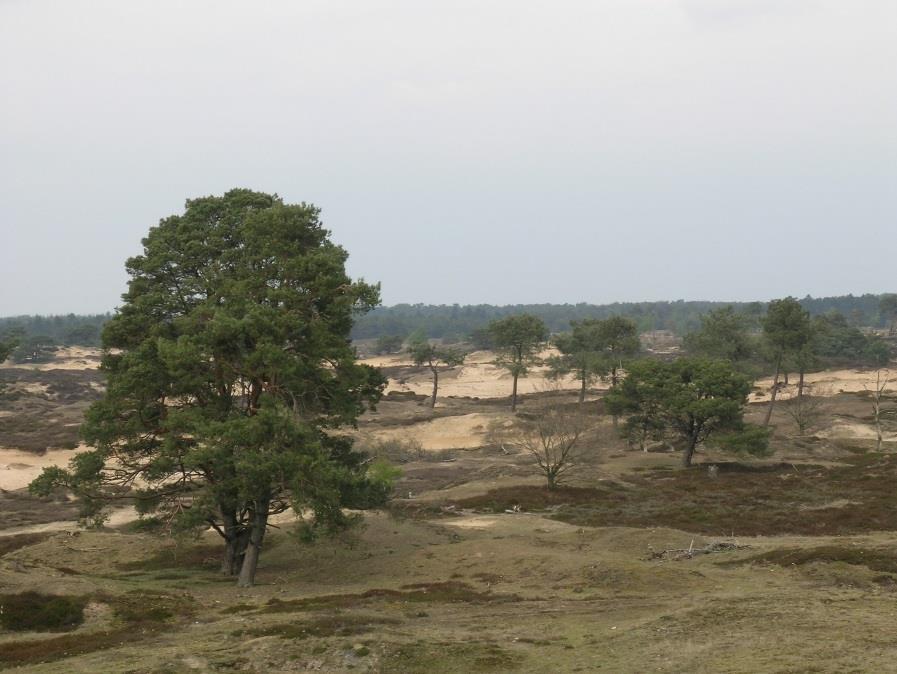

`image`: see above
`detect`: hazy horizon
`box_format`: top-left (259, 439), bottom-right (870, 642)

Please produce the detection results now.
top-left (2, 1), bottom-right (895, 315)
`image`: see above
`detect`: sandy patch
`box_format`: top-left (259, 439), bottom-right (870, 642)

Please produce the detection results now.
top-left (819, 422), bottom-right (897, 442)
top-left (0, 445), bottom-right (85, 491)
top-left (0, 506), bottom-right (138, 537)
top-left (368, 349), bottom-right (589, 399)
top-left (440, 512), bottom-right (584, 534)
top-left (7, 346), bottom-right (102, 371)
top-left (363, 412), bottom-right (504, 450)
top-left (441, 515), bottom-right (502, 529)
top-left (753, 369), bottom-right (893, 401)
top-left (17, 382), bottom-right (52, 396)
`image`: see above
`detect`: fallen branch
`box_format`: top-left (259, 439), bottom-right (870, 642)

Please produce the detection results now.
top-left (645, 541), bottom-right (748, 561)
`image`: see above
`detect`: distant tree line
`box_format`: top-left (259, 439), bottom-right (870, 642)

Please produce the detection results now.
top-left (0, 314), bottom-right (110, 363)
top-left (2, 295), bottom-right (890, 352)
top-left (0, 314), bottom-right (109, 346)
top-left (350, 294), bottom-right (890, 340)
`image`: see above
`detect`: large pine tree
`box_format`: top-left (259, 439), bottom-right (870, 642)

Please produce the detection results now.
top-left (32, 189), bottom-right (390, 586)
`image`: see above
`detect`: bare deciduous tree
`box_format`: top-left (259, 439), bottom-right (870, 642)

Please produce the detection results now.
top-left (865, 370), bottom-right (892, 451)
top-left (513, 406), bottom-right (593, 488)
top-left (784, 384), bottom-right (830, 436)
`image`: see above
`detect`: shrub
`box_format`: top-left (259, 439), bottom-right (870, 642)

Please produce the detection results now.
top-left (0, 592), bottom-right (86, 632)
top-left (363, 437), bottom-right (425, 463)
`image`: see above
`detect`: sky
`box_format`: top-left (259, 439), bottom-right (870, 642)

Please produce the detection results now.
top-left (1, 0), bottom-right (895, 315)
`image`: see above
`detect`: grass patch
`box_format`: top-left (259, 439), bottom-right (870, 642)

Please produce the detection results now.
top-left (454, 485), bottom-right (609, 512)
top-left (101, 589), bottom-right (194, 625)
top-left (726, 546), bottom-right (897, 574)
top-left (261, 581), bottom-right (519, 614)
top-left (381, 641), bottom-right (523, 672)
top-left (0, 592), bottom-right (87, 632)
top-left (235, 614), bottom-right (400, 640)
top-left (116, 543), bottom-right (220, 573)
top-left (0, 628), bottom-right (138, 669)
top-left (0, 590), bottom-right (194, 669)
top-left (0, 532), bottom-right (53, 557)
top-left (454, 456), bottom-right (897, 536)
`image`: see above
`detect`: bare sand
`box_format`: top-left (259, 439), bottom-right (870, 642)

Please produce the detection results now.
top-left (0, 446), bottom-right (84, 491)
top-left (753, 368), bottom-right (893, 401)
top-left (5, 346), bottom-right (102, 371)
top-left (367, 349), bottom-right (589, 399)
top-left (360, 412), bottom-right (510, 451)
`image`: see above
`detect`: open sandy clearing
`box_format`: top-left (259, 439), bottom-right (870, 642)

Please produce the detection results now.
top-left (753, 368), bottom-right (893, 400)
top-left (360, 412), bottom-right (507, 450)
top-left (369, 350), bottom-right (589, 399)
top-left (4, 346), bottom-right (102, 371)
top-left (0, 446), bottom-right (83, 491)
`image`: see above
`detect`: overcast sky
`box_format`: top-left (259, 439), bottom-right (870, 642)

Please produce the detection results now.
top-left (1, 0), bottom-right (895, 315)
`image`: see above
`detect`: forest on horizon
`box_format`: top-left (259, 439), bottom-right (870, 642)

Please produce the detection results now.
top-left (0, 294), bottom-right (891, 347)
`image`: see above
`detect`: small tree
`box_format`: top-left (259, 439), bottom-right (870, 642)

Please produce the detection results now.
top-left (607, 358), bottom-right (761, 467)
top-left (12, 335), bottom-right (58, 363)
top-left (865, 369), bottom-right (892, 452)
top-left (605, 359), bottom-right (667, 452)
top-left (373, 335), bottom-right (405, 355)
top-left (594, 316), bottom-right (640, 386)
top-left (0, 332), bottom-right (20, 394)
top-left (784, 385), bottom-right (829, 436)
top-left (0, 332), bottom-right (18, 364)
top-left (761, 298), bottom-right (812, 426)
top-left (408, 338), bottom-right (465, 408)
top-left (513, 406), bottom-right (592, 488)
top-left (683, 306), bottom-right (754, 364)
top-left (488, 314), bottom-right (548, 411)
top-left (549, 320), bottom-right (608, 404)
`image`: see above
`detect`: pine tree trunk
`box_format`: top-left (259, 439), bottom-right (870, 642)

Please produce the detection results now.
top-left (220, 509), bottom-right (248, 575)
top-left (430, 366), bottom-right (438, 408)
top-left (222, 532), bottom-right (249, 576)
top-left (237, 498), bottom-right (270, 588)
top-left (579, 373), bottom-right (586, 404)
top-left (763, 357), bottom-right (782, 427)
top-left (682, 437), bottom-right (698, 467)
top-left (798, 369), bottom-right (805, 399)
top-left (511, 373), bottom-right (519, 412)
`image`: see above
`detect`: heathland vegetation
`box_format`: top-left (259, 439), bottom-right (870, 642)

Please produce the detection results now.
top-left (1, 190), bottom-right (895, 672)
